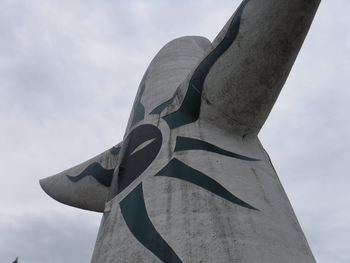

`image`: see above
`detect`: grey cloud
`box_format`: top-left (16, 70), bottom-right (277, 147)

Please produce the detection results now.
top-left (0, 214), bottom-right (100, 263)
top-left (0, 0), bottom-right (349, 262)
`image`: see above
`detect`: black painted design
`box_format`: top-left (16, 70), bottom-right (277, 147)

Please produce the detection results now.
top-left (108, 124), bottom-right (162, 201)
top-left (155, 158), bottom-right (258, 210)
top-left (105, 2), bottom-right (258, 258)
top-left (120, 183), bottom-right (182, 263)
top-left (131, 82), bottom-right (146, 127)
top-left (175, 136), bottom-right (259, 161)
top-left (163, 0), bottom-right (250, 129)
top-left (66, 162), bottom-right (114, 187)
top-left (150, 97), bottom-right (173, 115)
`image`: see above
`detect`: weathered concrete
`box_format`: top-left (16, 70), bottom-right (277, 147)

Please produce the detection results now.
top-left (40, 142), bottom-right (122, 212)
top-left (40, 0), bottom-right (321, 262)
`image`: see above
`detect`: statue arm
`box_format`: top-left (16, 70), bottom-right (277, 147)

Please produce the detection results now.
top-left (199, 0), bottom-right (321, 135)
top-left (39, 142), bottom-right (122, 212)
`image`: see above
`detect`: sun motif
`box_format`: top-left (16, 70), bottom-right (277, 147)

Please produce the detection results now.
top-left (65, 1), bottom-right (260, 262)
top-left (68, 117), bottom-right (259, 263)
top-left (39, 0), bottom-right (322, 260)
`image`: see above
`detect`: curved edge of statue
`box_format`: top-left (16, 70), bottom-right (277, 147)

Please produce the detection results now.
top-left (40, 0), bottom-right (321, 262)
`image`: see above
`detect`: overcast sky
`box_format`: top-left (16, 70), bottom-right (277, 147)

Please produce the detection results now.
top-left (0, 0), bottom-right (349, 262)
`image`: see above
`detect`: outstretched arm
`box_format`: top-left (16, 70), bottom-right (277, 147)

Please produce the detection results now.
top-left (163, 0), bottom-right (320, 135)
top-left (40, 142), bottom-right (122, 212)
top-left (203, 0), bottom-right (321, 134)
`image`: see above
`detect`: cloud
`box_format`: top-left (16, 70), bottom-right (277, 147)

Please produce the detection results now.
top-left (0, 0), bottom-right (349, 262)
top-left (0, 213), bottom-right (100, 263)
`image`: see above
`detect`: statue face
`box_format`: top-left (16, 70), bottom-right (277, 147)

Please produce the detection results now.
top-left (108, 124), bottom-right (162, 201)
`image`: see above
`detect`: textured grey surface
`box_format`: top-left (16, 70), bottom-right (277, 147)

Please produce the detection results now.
top-left (202, 0), bottom-right (320, 135)
top-left (40, 0), bottom-right (321, 262)
top-left (40, 142), bottom-right (121, 212)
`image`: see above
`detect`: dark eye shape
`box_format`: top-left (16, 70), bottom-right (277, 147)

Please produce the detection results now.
top-left (108, 125), bottom-right (162, 201)
top-left (129, 138), bottom-right (157, 156)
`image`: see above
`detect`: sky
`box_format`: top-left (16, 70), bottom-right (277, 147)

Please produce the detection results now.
top-left (0, 0), bottom-right (349, 262)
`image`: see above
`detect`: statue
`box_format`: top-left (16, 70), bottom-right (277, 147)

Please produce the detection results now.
top-left (40, 0), bottom-right (321, 262)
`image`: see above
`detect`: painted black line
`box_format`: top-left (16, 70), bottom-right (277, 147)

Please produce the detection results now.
top-left (162, 0), bottom-right (251, 129)
top-left (155, 158), bottom-right (258, 210)
top-left (66, 162), bottom-right (114, 187)
top-left (120, 183), bottom-right (182, 263)
top-left (150, 97), bottom-right (173, 115)
top-left (130, 82), bottom-right (146, 127)
top-left (174, 136), bottom-right (259, 161)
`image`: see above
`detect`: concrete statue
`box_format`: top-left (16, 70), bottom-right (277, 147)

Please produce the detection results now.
top-left (40, 0), bottom-right (321, 262)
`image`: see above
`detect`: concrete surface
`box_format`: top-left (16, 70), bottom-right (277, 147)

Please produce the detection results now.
top-left (41, 0), bottom-right (321, 262)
